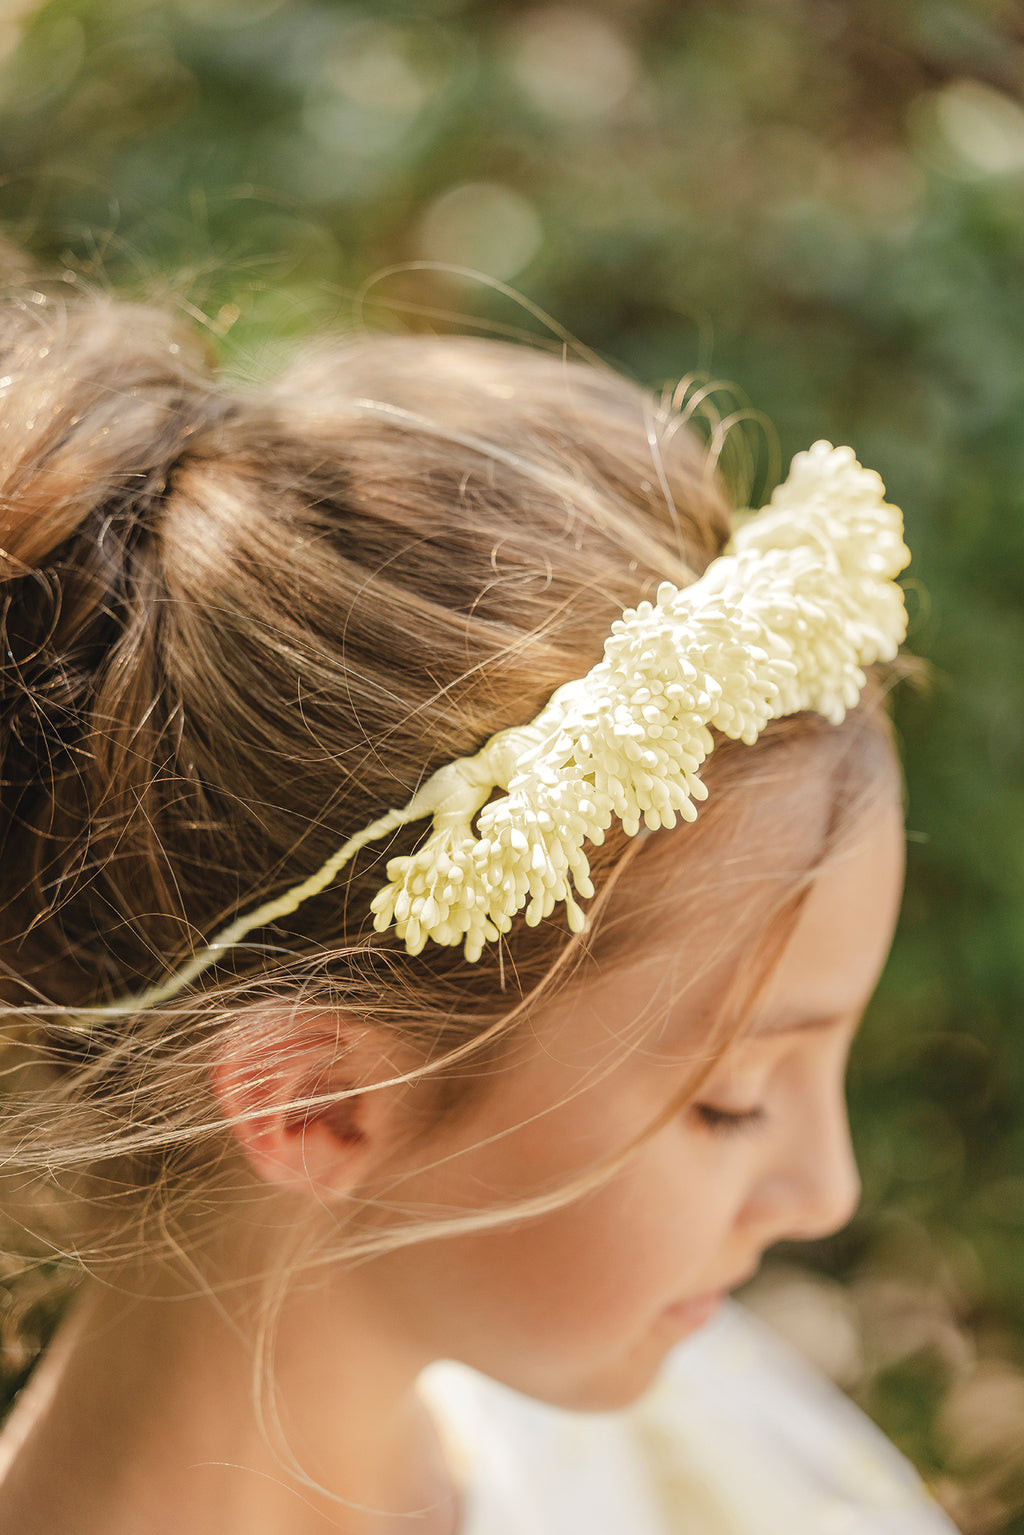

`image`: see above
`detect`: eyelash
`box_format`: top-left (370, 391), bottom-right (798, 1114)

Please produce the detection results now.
top-left (693, 1104), bottom-right (768, 1136)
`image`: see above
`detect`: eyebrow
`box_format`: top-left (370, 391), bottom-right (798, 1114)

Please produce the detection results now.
top-left (756, 1011), bottom-right (851, 1036)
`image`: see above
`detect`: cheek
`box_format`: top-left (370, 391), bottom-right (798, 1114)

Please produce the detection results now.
top-left (480, 1170), bottom-right (681, 1328)
top-left (420, 1130), bottom-right (728, 1350)
top-left (361, 1053), bottom-right (756, 1384)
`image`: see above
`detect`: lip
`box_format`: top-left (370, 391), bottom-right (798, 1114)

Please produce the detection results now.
top-left (662, 1266), bottom-right (758, 1331)
top-left (661, 1290), bottom-right (727, 1330)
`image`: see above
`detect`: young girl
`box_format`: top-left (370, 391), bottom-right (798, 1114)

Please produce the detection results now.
top-left (0, 285), bottom-right (957, 1534)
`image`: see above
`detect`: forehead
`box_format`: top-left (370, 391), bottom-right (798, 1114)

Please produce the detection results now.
top-left (543, 798), bottom-right (902, 1074)
top-left (592, 751), bottom-right (837, 978)
top-left (592, 714), bottom-right (900, 958)
top-left (753, 798), bottom-right (905, 1032)
top-left (554, 753), bottom-right (903, 1062)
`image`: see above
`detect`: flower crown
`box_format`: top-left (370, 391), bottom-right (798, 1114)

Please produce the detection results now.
top-left (83, 441), bottom-right (908, 1022)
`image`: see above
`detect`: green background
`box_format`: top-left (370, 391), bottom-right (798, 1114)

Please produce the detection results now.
top-left (0, 1), bottom-right (1021, 1528)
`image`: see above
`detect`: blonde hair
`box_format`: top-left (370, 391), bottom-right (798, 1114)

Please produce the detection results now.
top-left (0, 284), bottom-right (897, 1323)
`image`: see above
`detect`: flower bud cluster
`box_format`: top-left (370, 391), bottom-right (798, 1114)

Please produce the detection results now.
top-left (370, 442), bottom-right (909, 960)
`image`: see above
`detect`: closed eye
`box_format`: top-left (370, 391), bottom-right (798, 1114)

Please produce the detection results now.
top-left (693, 1103), bottom-right (768, 1136)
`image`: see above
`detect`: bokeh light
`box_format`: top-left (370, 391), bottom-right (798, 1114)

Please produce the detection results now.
top-left (415, 180), bottom-right (543, 279)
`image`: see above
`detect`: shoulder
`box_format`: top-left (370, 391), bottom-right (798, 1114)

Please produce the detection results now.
top-left (419, 1303), bottom-right (960, 1535)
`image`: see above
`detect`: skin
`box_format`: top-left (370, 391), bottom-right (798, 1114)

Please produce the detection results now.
top-left (0, 776), bottom-right (905, 1535)
top-left (351, 786), bottom-right (904, 1413)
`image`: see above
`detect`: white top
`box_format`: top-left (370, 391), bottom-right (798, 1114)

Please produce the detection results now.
top-left (419, 1304), bottom-right (959, 1535)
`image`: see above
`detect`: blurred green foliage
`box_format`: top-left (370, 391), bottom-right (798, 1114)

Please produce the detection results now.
top-left (0, 0), bottom-right (1022, 1528)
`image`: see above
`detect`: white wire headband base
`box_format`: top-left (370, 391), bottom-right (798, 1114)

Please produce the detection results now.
top-left (79, 441), bottom-right (908, 1023)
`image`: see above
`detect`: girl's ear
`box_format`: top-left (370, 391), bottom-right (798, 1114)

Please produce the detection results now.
top-left (210, 1011), bottom-right (416, 1198)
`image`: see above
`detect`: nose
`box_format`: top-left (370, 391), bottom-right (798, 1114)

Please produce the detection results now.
top-left (739, 1088), bottom-right (861, 1247)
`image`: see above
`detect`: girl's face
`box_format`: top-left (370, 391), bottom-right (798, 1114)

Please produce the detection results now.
top-left (340, 785), bottom-right (905, 1412)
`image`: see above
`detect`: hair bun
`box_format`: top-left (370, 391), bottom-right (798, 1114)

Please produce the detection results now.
top-left (0, 291), bottom-right (232, 851)
top-left (0, 290), bottom-right (227, 571)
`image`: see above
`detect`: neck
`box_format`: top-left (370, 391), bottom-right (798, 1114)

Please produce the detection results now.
top-left (0, 1258), bottom-right (459, 1535)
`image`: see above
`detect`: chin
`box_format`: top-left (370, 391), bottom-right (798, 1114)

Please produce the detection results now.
top-left (508, 1333), bottom-right (677, 1416)
top-left (544, 1299), bottom-right (730, 1412)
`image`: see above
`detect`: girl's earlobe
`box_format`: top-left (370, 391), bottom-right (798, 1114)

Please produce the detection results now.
top-left (209, 1011), bottom-right (408, 1199)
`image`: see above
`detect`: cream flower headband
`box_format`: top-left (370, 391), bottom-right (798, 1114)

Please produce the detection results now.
top-left (82, 440), bottom-right (908, 1022)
